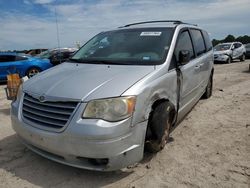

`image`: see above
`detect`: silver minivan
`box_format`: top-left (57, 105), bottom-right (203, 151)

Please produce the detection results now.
top-left (11, 20), bottom-right (214, 171)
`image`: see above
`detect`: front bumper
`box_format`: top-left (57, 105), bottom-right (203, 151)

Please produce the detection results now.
top-left (11, 97), bottom-right (147, 171)
top-left (214, 54), bottom-right (229, 62)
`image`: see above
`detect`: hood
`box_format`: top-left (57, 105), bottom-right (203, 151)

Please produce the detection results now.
top-left (23, 62), bottom-right (154, 101)
top-left (214, 49), bottom-right (231, 55)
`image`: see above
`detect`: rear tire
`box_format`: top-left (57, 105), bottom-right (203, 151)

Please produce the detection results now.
top-left (240, 54), bottom-right (245, 62)
top-left (202, 73), bottom-right (213, 99)
top-left (26, 67), bottom-right (40, 78)
top-left (145, 102), bottom-right (174, 153)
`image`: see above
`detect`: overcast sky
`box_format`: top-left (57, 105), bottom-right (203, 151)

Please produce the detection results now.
top-left (0, 0), bottom-right (249, 50)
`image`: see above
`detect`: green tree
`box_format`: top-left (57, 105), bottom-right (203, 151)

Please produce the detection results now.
top-left (236, 35), bottom-right (250, 44)
top-left (212, 34), bottom-right (250, 46)
top-left (224, 35), bottom-right (235, 42)
top-left (212, 39), bottom-right (220, 46)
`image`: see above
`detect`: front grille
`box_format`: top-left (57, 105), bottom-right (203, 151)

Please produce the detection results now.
top-left (22, 94), bottom-right (78, 130)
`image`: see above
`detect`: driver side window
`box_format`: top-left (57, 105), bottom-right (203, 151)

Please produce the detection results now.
top-left (233, 43), bottom-right (238, 49)
top-left (174, 30), bottom-right (194, 62)
top-left (169, 31), bottom-right (194, 70)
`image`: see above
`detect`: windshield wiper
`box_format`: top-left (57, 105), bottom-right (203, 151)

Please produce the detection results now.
top-left (68, 58), bottom-right (83, 63)
top-left (69, 58), bottom-right (124, 65)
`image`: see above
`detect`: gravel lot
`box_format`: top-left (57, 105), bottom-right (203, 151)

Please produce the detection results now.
top-left (0, 61), bottom-right (250, 188)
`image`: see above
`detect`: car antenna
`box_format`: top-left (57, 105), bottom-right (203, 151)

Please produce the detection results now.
top-left (55, 1), bottom-right (61, 48)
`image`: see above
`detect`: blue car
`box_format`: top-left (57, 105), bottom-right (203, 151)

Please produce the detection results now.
top-left (0, 53), bottom-right (52, 81)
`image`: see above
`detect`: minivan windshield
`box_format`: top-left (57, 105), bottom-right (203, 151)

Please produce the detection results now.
top-left (214, 44), bottom-right (231, 51)
top-left (71, 28), bottom-right (174, 65)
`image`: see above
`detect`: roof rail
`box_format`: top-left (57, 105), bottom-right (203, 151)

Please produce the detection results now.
top-left (119, 20), bottom-right (197, 28)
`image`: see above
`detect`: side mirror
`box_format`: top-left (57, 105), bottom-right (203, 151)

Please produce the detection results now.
top-left (179, 50), bottom-right (190, 65)
top-left (231, 46), bottom-right (235, 50)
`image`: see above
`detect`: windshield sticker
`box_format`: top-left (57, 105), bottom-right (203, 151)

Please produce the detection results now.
top-left (164, 46), bottom-right (169, 50)
top-left (143, 56), bottom-right (151, 60)
top-left (140, 32), bottom-right (162, 36)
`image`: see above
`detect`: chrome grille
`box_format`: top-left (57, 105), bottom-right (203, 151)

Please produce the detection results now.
top-left (22, 94), bottom-right (78, 130)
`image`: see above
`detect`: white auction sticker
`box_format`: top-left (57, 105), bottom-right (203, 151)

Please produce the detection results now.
top-left (140, 32), bottom-right (162, 36)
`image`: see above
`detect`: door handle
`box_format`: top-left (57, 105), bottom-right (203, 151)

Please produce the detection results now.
top-left (195, 65), bottom-right (200, 69)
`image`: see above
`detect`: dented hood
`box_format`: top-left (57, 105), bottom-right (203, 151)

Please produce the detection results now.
top-left (23, 62), bottom-right (154, 101)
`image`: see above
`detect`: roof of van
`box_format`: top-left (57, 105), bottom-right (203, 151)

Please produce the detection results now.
top-left (118, 20), bottom-right (198, 29)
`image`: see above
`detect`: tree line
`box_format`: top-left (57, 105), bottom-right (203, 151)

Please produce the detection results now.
top-left (212, 35), bottom-right (250, 46)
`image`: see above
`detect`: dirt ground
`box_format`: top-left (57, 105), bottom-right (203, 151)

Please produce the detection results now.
top-left (0, 61), bottom-right (250, 188)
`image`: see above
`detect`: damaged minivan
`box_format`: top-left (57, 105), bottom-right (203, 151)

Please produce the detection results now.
top-left (11, 20), bottom-right (214, 171)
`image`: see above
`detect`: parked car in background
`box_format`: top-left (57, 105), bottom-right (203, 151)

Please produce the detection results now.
top-left (214, 42), bottom-right (246, 63)
top-left (11, 20), bottom-right (214, 171)
top-left (26, 49), bottom-right (48, 56)
top-left (38, 48), bottom-right (77, 66)
top-left (0, 53), bottom-right (52, 81)
top-left (244, 43), bottom-right (250, 58)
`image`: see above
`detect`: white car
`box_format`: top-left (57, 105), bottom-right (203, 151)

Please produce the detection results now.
top-left (214, 42), bottom-right (246, 63)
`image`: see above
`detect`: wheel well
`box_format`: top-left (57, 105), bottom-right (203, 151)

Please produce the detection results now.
top-left (211, 68), bottom-right (214, 76)
top-left (151, 99), bottom-right (168, 110)
top-left (25, 66), bottom-right (41, 75)
top-left (150, 99), bottom-right (176, 126)
top-left (145, 99), bottom-right (177, 142)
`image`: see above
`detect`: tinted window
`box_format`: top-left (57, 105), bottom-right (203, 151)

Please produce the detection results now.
top-left (15, 56), bottom-right (28, 61)
top-left (214, 44), bottom-right (231, 51)
top-left (233, 43), bottom-right (238, 49)
top-left (62, 52), bottom-right (72, 59)
top-left (190, 29), bottom-right (206, 56)
top-left (235, 43), bottom-right (242, 48)
top-left (174, 30), bottom-right (194, 62)
top-left (202, 30), bottom-right (212, 51)
top-left (38, 50), bottom-right (51, 59)
top-left (0, 55), bottom-right (16, 62)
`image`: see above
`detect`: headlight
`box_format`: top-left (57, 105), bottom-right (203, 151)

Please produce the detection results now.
top-left (82, 96), bottom-right (136, 122)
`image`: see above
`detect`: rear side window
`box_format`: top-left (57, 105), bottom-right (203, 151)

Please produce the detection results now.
top-left (202, 30), bottom-right (213, 51)
top-left (0, 55), bottom-right (16, 62)
top-left (190, 29), bottom-right (206, 56)
top-left (174, 30), bottom-right (194, 62)
top-left (235, 43), bottom-right (242, 48)
top-left (15, 56), bottom-right (28, 61)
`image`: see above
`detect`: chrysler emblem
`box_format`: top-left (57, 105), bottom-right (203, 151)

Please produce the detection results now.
top-left (39, 96), bottom-right (45, 102)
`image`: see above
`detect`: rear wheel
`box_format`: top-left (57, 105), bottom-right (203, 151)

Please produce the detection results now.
top-left (145, 102), bottom-right (174, 153)
top-left (202, 73), bottom-right (213, 99)
top-left (240, 54), bottom-right (245, 62)
top-left (26, 67), bottom-right (40, 78)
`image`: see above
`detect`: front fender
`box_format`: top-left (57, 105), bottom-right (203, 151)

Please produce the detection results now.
top-left (123, 70), bottom-right (178, 126)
